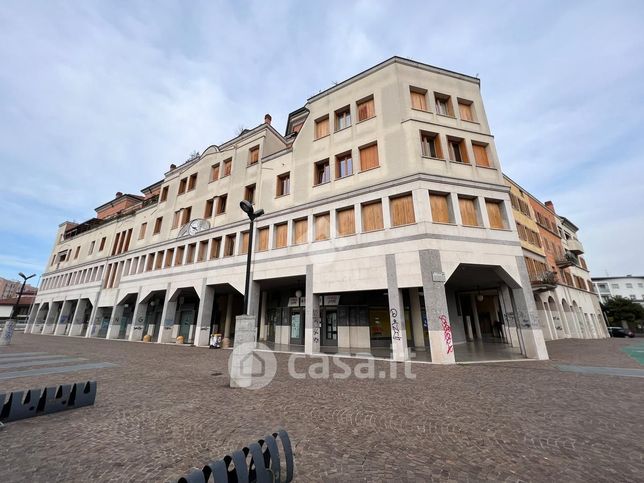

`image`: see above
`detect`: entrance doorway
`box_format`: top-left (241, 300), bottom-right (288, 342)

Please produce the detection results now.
top-left (289, 308), bottom-right (305, 346)
top-left (322, 308), bottom-right (338, 347)
top-left (178, 309), bottom-right (195, 341)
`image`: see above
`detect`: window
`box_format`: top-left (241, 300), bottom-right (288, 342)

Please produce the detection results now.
top-left (274, 223), bottom-right (288, 248)
top-left (178, 178), bottom-right (187, 195)
top-left (209, 237), bottom-right (221, 259)
top-left (223, 234), bottom-right (236, 257)
top-left (197, 240), bottom-right (208, 262)
top-left (164, 249), bottom-right (174, 268)
top-left (210, 164), bottom-right (220, 182)
top-left (154, 251), bottom-right (164, 270)
top-left (277, 173), bottom-right (290, 196)
top-left (459, 197), bottom-right (479, 226)
top-left (138, 223), bottom-right (147, 240)
top-left (181, 207), bottom-right (192, 226)
top-left (626, 283), bottom-right (633, 288)
top-left (390, 194), bottom-right (415, 226)
top-left (611, 283), bottom-right (619, 289)
top-left (88, 240), bottom-right (96, 255)
top-left (336, 207), bottom-right (355, 236)
top-left (172, 210), bottom-right (181, 229)
top-left (335, 106), bottom-right (351, 131)
top-left (410, 87), bottom-right (428, 111)
top-left (99, 237), bottom-right (106, 251)
top-left (222, 158), bottom-right (232, 177)
top-left (249, 146), bottom-right (260, 165)
top-left (160, 186), bottom-right (169, 202)
top-left (175, 246), bottom-right (185, 266)
top-left (74, 246), bottom-right (80, 259)
top-left (336, 152), bottom-right (353, 178)
top-left (448, 137), bottom-right (469, 163)
top-left (485, 200), bottom-right (506, 229)
top-left (257, 227), bottom-right (269, 251)
top-left (153, 217), bottom-right (163, 234)
top-left (359, 143), bottom-right (379, 171)
top-left (472, 143), bottom-right (490, 167)
top-left (188, 173), bottom-right (197, 191)
top-left (458, 99), bottom-right (474, 121)
top-left (434, 93), bottom-right (453, 116)
top-left (216, 195), bottom-right (227, 215)
top-left (314, 159), bottom-right (330, 185)
top-left (314, 213), bottom-right (330, 241)
top-left (245, 184), bottom-right (256, 203)
top-left (204, 198), bottom-right (215, 218)
top-left (357, 96), bottom-right (375, 121)
top-left (314, 116), bottom-right (329, 139)
top-left (420, 131), bottom-right (443, 158)
top-left (145, 254), bottom-right (155, 271)
top-left (361, 200), bottom-right (384, 232)
top-left (430, 193), bottom-right (452, 224)
top-left (293, 218), bottom-right (308, 245)
top-left (240, 232), bottom-right (249, 255)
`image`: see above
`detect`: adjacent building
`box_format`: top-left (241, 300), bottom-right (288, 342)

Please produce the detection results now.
top-left (593, 276), bottom-right (644, 306)
top-left (27, 57), bottom-right (577, 363)
top-left (0, 277), bottom-right (37, 299)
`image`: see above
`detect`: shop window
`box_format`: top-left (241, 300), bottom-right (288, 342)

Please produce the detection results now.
top-left (314, 212), bottom-right (330, 240)
top-left (361, 200), bottom-right (384, 232)
top-left (390, 194), bottom-right (415, 226)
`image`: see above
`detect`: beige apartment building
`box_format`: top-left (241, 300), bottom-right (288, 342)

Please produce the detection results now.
top-left (27, 57), bottom-right (550, 364)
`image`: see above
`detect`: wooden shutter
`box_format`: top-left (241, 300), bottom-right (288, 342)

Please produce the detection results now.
top-left (361, 201), bottom-right (383, 232)
top-left (209, 238), bottom-right (221, 259)
top-left (224, 235), bottom-right (235, 256)
top-left (473, 144), bottom-right (490, 167)
top-left (257, 227), bottom-right (269, 251)
top-left (175, 246), bottom-right (185, 265)
top-left (315, 213), bottom-right (330, 240)
top-left (315, 117), bottom-right (329, 139)
top-left (486, 201), bottom-right (505, 229)
top-left (204, 198), bottom-right (214, 218)
top-left (197, 241), bottom-right (208, 262)
top-left (459, 198), bottom-right (479, 226)
top-left (293, 218), bottom-right (308, 244)
top-left (139, 223), bottom-right (147, 240)
top-left (249, 146), bottom-right (259, 164)
top-left (359, 144), bottom-right (379, 171)
top-left (223, 159), bottom-right (232, 176)
top-left (459, 102), bottom-right (473, 121)
top-left (336, 208), bottom-right (355, 236)
top-left (240, 232), bottom-right (249, 254)
top-left (274, 224), bottom-right (287, 248)
top-left (210, 164), bottom-right (220, 181)
top-left (410, 90), bottom-right (427, 110)
top-left (430, 193), bottom-right (450, 223)
top-left (390, 194), bottom-right (415, 226)
top-left (357, 98), bottom-right (375, 121)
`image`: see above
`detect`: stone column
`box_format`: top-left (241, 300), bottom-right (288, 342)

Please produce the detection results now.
top-left (386, 254), bottom-right (408, 362)
top-left (223, 294), bottom-right (234, 347)
top-left (195, 280), bottom-right (215, 347)
top-left (304, 264), bottom-right (321, 354)
top-left (86, 292), bottom-right (101, 338)
top-left (499, 286), bottom-right (520, 347)
top-left (129, 293), bottom-right (148, 342)
top-left (69, 299), bottom-right (88, 336)
top-left (157, 291), bottom-right (177, 344)
top-left (409, 288), bottom-right (425, 349)
top-left (470, 295), bottom-right (483, 340)
top-left (25, 303), bottom-right (40, 333)
top-left (106, 300), bottom-right (125, 340)
top-left (259, 292), bottom-right (268, 341)
top-left (42, 302), bottom-right (60, 334)
top-left (419, 249), bottom-right (455, 364)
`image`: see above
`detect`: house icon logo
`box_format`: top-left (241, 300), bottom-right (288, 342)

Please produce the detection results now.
top-left (228, 342), bottom-right (276, 389)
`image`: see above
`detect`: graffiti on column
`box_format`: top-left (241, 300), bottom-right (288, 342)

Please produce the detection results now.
top-left (312, 307), bottom-right (321, 343)
top-left (390, 308), bottom-right (402, 341)
top-left (439, 314), bottom-right (453, 354)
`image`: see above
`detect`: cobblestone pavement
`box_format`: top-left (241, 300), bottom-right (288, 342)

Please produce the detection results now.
top-left (0, 334), bottom-right (642, 482)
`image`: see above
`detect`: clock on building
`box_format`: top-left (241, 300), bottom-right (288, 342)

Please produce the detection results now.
top-left (177, 219), bottom-right (211, 238)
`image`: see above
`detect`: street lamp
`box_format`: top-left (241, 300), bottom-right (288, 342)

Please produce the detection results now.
top-left (10, 272), bottom-right (36, 321)
top-left (239, 200), bottom-right (264, 315)
top-left (1, 272), bottom-right (36, 346)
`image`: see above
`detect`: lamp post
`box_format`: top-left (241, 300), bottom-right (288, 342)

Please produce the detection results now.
top-left (239, 200), bottom-right (264, 314)
top-left (1, 272), bottom-right (35, 346)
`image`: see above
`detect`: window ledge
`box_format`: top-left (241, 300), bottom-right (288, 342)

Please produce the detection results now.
top-left (421, 155), bottom-right (446, 161)
top-left (432, 221), bottom-right (457, 226)
top-left (489, 227), bottom-right (512, 232)
top-left (475, 164), bottom-right (497, 170)
top-left (208, 179), bottom-right (219, 184)
top-left (356, 116), bottom-right (376, 125)
top-left (313, 181), bottom-right (331, 188)
top-left (336, 173), bottom-right (354, 180)
top-left (359, 165), bottom-right (380, 174)
top-left (411, 107), bottom-right (431, 114)
top-left (313, 134), bottom-right (330, 141)
top-left (362, 227), bottom-right (385, 233)
top-left (461, 118), bottom-right (480, 125)
top-left (313, 238), bottom-right (330, 243)
top-left (449, 160), bottom-right (471, 166)
top-left (391, 222), bottom-right (416, 228)
top-left (275, 193), bottom-right (290, 199)
top-left (334, 125), bottom-right (351, 134)
top-left (461, 224), bottom-right (485, 229)
top-left (436, 113), bottom-right (456, 119)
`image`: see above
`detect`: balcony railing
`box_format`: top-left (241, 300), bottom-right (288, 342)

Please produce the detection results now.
top-left (556, 251), bottom-right (578, 268)
top-left (530, 270), bottom-right (558, 292)
top-left (567, 238), bottom-right (584, 254)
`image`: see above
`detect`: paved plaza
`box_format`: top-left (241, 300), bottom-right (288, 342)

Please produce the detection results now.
top-left (0, 334), bottom-right (642, 482)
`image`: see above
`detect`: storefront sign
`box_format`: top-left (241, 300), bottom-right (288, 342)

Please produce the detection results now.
top-left (323, 295), bottom-right (340, 306)
top-left (287, 297), bottom-right (299, 307)
top-left (299, 297), bottom-right (306, 307)
top-left (432, 271), bottom-right (446, 283)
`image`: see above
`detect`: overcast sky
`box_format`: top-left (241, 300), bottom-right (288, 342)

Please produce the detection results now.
top-left (1, 0), bottom-right (643, 284)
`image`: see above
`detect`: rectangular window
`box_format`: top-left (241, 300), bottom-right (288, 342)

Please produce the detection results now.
top-left (485, 200), bottom-right (506, 229)
top-left (448, 137), bottom-right (469, 163)
top-left (209, 237), bottom-right (221, 259)
top-left (390, 194), bottom-right (415, 226)
top-left (314, 213), bottom-right (330, 241)
top-left (314, 159), bottom-right (330, 185)
top-left (472, 143), bottom-right (490, 167)
top-left (153, 217), bottom-right (163, 234)
top-left (175, 246), bottom-right (185, 266)
top-left (459, 197), bottom-right (480, 226)
top-left (197, 240), bottom-right (208, 262)
top-left (429, 193), bottom-right (451, 224)
top-left (458, 100), bottom-right (474, 121)
top-left (435, 93), bottom-right (453, 116)
top-left (336, 207), bottom-right (356, 236)
top-left (204, 198), bottom-right (214, 218)
top-left (185, 243), bottom-right (196, 264)
top-left (410, 88), bottom-right (428, 111)
top-left (164, 249), bottom-right (174, 268)
top-left (249, 146), bottom-right (260, 165)
top-left (216, 194), bottom-right (227, 215)
top-left (240, 232), bottom-right (249, 255)
top-left (178, 178), bottom-right (187, 195)
top-left (335, 106), bottom-right (351, 131)
top-left (74, 246), bottom-right (80, 259)
top-left (146, 254), bottom-right (155, 271)
top-left (277, 173), bottom-right (290, 196)
top-left (359, 143), bottom-right (379, 171)
top-left (172, 210), bottom-right (181, 230)
top-left (160, 186), bottom-right (169, 202)
top-left (361, 200), bottom-right (384, 232)
top-left (420, 131), bottom-right (443, 158)
top-left (135, 223), bottom-right (146, 241)
top-left (222, 158), bottom-right (232, 177)
top-left (181, 207), bottom-right (192, 226)
top-left (336, 152), bottom-right (353, 178)
top-left (257, 227), bottom-right (269, 251)
top-left (224, 234), bottom-right (236, 257)
top-left (314, 116), bottom-right (329, 139)
top-left (210, 164), bottom-right (220, 182)
top-left (88, 240), bottom-right (96, 255)
top-left (154, 251), bottom-right (163, 270)
top-left (274, 223), bottom-right (288, 248)
top-left (293, 218), bottom-right (308, 245)
top-left (187, 173), bottom-right (197, 191)
top-left (99, 237), bottom-right (106, 251)
top-left (245, 184), bottom-right (256, 203)
top-left (357, 96), bottom-right (375, 121)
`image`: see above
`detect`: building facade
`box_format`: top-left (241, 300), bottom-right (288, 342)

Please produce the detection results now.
top-left (26, 57), bottom-right (552, 363)
top-left (593, 276), bottom-right (644, 306)
top-left (0, 277), bottom-right (37, 299)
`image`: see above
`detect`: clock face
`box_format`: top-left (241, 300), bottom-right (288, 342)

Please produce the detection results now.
top-left (177, 218), bottom-right (211, 238)
top-left (188, 220), bottom-right (199, 235)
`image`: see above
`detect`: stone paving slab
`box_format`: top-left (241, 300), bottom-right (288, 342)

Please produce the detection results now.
top-left (0, 334), bottom-right (642, 482)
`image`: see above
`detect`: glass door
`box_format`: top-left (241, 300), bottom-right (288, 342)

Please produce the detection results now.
top-left (179, 310), bottom-right (194, 342)
top-left (322, 309), bottom-right (338, 346)
top-left (289, 309), bottom-right (304, 346)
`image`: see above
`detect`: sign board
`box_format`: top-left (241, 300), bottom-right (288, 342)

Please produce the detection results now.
top-left (432, 271), bottom-right (446, 283)
top-left (324, 295), bottom-right (340, 306)
top-left (299, 297), bottom-right (306, 307)
top-left (287, 297), bottom-right (299, 307)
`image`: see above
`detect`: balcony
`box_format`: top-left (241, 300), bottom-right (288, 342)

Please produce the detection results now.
top-left (531, 271), bottom-right (558, 293)
top-left (567, 238), bottom-right (584, 254)
top-left (556, 251), bottom-right (578, 268)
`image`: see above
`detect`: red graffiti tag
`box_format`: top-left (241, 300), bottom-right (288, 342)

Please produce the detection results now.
top-left (439, 314), bottom-right (453, 354)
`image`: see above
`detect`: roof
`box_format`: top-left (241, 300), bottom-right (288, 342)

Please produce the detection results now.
top-left (94, 193), bottom-right (144, 213)
top-left (0, 295), bottom-right (36, 306)
top-left (592, 275), bottom-right (644, 281)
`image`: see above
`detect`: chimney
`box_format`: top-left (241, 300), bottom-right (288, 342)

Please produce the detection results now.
top-left (170, 163), bottom-right (177, 170)
top-left (264, 113), bottom-right (272, 125)
top-left (545, 201), bottom-right (555, 212)
top-left (115, 191), bottom-right (123, 198)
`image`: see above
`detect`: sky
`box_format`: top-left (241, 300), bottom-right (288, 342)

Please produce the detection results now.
top-left (0, 0), bottom-right (643, 285)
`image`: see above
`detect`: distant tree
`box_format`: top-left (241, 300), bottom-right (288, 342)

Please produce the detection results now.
top-left (601, 296), bottom-right (644, 326)
top-left (186, 150), bottom-right (200, 162)
top-left (235, 125), bottom-right (248, 136)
